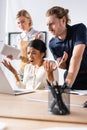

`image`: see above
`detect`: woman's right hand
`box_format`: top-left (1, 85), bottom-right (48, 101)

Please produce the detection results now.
top-left (2, 59), bottom-right (16, 74)
top-left (2, 59), bottom-right (20, 82)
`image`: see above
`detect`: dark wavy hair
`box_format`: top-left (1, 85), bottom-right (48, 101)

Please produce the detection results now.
top-left (28, 39), bottom-right (47, 57)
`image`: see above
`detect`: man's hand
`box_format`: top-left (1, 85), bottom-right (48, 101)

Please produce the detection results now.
top-left (57, 51), bottom-right (68, 69)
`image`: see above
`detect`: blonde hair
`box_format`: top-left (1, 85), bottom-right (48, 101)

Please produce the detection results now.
top-left (16, 9), bottom-right (33, 27)
top-left (46, 6), bottom-right (71, 24)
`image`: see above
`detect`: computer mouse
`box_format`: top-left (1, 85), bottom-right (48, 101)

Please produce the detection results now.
top-left (83, 101), bottom-right (87, 108)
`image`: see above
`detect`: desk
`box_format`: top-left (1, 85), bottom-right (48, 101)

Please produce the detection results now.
top-left (0, 117), bottom-right (86, 130)
top-left (0, 90), bottom-right (87, 129)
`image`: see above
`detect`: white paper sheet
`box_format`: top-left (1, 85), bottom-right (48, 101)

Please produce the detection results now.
top-left (70, 90), bottom-right (87, 96)
top-left (0, 122), bottom-right (6, 130)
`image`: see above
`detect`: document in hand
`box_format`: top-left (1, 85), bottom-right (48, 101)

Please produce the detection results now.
top-left (0, 44), bottom-right (20, 59)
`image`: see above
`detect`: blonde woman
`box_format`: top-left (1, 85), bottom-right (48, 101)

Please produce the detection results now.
top-left (16, 9), bottom-right (44, 48)
top-left (16, 9), bottom-right (44, 79)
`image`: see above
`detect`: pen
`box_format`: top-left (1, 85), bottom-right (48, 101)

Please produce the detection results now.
top-left (46, 80), bottom-right (56, 98)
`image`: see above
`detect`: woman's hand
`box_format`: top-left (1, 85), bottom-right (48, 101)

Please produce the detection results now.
top-left (20, 56), bottom-right (29, 62)
top-left (2, 59), bottom-right (16, 73)
top-left (35, 33), bottom-right (42, 39)
top-left (44, 60), bottom-right (57, 82)
top-left (7, 55), bottom-right (13, 60)
top-left (2, 59), bottom-right (20, 82)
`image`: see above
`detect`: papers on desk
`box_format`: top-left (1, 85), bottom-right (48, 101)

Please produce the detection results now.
top-left (0, 122), bottom-right (6, 130)
top-left (70, 90), bottom-right (87, 96)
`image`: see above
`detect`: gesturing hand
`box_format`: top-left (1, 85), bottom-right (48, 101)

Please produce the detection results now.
top-left (57, 51), bottom-right (68, 69)
top-left (2, 59), bottom-right (16, 74)
top-left (44, 60), bottom-right (57, 82)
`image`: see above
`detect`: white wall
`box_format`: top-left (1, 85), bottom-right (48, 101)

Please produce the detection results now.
top-left (3, 0), bottom-right (87, 58)
top-left (0, 0), bottom-right (6, 43)
top-left (6, 0), bottom-right (87, 32)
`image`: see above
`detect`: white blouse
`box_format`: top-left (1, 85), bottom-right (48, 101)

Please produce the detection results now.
top-left (17, 28), bottom-right (44, 49)
top-left (17, 63), bottom-right (47, 90)
top-left (16, 63), bottom-right (59, 90)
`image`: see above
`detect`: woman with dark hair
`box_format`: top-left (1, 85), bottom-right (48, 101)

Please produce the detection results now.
top-left (2, 39), bottom-right (58, 90)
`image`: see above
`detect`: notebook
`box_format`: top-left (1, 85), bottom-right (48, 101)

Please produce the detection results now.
top-left (0, 67), bottom-right (35, 95)
top-left (0, 44), bottom-right (20, 59)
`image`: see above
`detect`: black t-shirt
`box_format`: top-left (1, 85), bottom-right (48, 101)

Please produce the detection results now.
top-left (49, 23), bottom-right (87, 71)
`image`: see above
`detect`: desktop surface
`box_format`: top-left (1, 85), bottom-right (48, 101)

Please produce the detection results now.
top-left (0, 90), bottom-right (87, 125)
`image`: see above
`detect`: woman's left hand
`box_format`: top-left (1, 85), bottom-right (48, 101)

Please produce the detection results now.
top-left (44, 60), bottom-right (57, 82)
